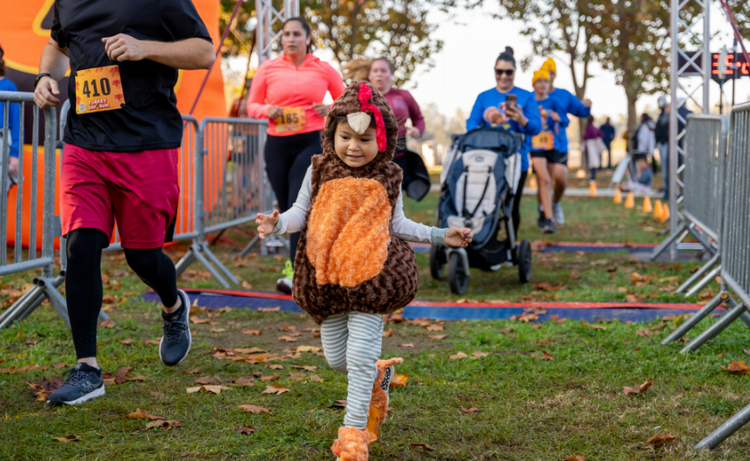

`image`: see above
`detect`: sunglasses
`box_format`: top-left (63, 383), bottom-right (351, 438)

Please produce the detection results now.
top-left (495, 69), bottom-right (515, 76)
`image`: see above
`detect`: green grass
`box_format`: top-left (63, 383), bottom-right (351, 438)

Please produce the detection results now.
top-left (3, 193), bottom-right (743, 460)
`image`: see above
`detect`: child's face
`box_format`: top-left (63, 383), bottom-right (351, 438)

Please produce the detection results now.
top-left (533, 79), bottom-right (549, 95)
top-left (637, 159), bottom-right (647, 170)
top-left (334, 121), bottom-right (379, 168)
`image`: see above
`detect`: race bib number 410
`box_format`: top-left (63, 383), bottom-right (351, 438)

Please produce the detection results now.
top-left (75, 65), bottom-right (125, 115)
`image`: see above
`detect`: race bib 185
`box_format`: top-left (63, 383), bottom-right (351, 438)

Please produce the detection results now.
top-left (274, 107), bottom-right (307, 133)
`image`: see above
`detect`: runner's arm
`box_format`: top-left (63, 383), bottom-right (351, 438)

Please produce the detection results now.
top-left (34, 37), bottom-right (69, 109)
top-left (566, 92), bottom-right (591, 119)
top-left (466, 95), bottom-right (485, 131)
top-left (520, 96), bottom-right (541, 136)
top-left (405, 92), bottom-right (425, 136)
top-left (102, 35), bottom-right (214, 70)
top-left (246, 63), bottom-right (272, 119)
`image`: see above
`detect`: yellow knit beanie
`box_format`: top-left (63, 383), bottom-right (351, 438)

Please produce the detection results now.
top-left (532, 68), bottom-right (550, 85)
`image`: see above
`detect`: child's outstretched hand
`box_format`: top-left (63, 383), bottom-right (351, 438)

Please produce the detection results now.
top-left (255, 210), bottom-right (279, 240)
top-left (444, 227), bottom-right (473, 248)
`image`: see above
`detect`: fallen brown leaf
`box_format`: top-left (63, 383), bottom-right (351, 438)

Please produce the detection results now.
top-left (54, 434), bottom-right (81, 443)
top-left (144, 420), bottom-right (181, 431)
top-left (410, 443), bottom-right (436, 451)
top-left (194, 376), bottom-right (221, 385)
top-left (262, 384), bottom-right (290, 395)
top-left (564, 457), bottom-right (586, 461)
top-left (203, 385), bottom-right (231, 395)
top-left (399, 343), bottom-right (414, 348)
top-left (429, 334), bottom-right (448, 340)
top-left (184, 368), bottom-right (201, 375)
top-left (118, 338), bottom-right (134, 345)
top-left (471, 351), bottom-right (490, 358)
top-left (257, 307), bottom-right (281, 312)
top-left (242, 329), bottom-right (262, 336)
top-left (389, 374), bottom-right (408, 389)
top-left (540, 350), bottom-right (553, 361)
top-left (635, 329), bottom-right (655, 337)
top-left (101, 319), bottom-right (116, 329)
top-left (623, 379), bottom-right (653, 395)
top-left (449, 351), bottom-right (468, 360)
top-left (260, 375), bottom-right (280, 382)
top-left (721, 360), bottom-right (750, 374)
top-left (238, 404), bottom-right (270, 414)
top-left (425, 324), bottom-right (444, 332)
top-left (310, 375), bottom-right (323, 382)
top-left (266, 364), bottom-right (284, 370)
top-left (292, 365), bottom-right (317, 372)
top-left (461, 406), bottom-right (479, 413)
top-left (234, 377), bottom-right (255, 386)
top-left (190, 316), bottom-right (211, 325)
top-left (382, 328), bottom-right (396, 337)
top-left (646, 432), bottom-right (678, 446)
top-left (499, 328), bottom-right (515, 334)
top-left (235, 425), bottom-right (255, 435)
top-left (25, 338), bottom-right (40, 346)
top-left (278, 336), bottom-right (298, 343)
top-left (126, 408), bottom-right (165, 421)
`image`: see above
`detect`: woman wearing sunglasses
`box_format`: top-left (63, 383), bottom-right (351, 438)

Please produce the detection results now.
top-left (466, 47), bottom-right (541, 237)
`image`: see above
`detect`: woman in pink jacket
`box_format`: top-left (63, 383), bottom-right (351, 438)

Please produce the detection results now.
top-left (247, 17), bottom-right (345, 293)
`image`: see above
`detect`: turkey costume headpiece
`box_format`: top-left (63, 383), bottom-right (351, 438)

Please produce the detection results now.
top-left (291, 81), bottom-right (420, 324)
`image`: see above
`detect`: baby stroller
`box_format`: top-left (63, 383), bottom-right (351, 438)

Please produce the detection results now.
top-left (430, 126), bottom-right (532, 294)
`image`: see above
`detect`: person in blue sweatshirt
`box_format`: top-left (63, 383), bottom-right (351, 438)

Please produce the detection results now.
top-left (539, 57), bottom-right (592, 227)
top-left (0, 45), bottom-right (20, 194)
top-left (529, 68), bottom-right (568, 235)
top-left (466, 46), bottom-right (541, 237)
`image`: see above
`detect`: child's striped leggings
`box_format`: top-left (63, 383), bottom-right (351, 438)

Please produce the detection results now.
top-left (320, 312), bottom-right (383, 429)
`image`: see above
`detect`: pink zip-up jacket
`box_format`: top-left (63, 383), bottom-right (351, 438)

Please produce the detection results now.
top-left (246, 54), bottom-right (345, 136)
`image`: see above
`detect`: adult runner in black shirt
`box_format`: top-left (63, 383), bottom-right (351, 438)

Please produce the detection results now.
top-left (34, 0), bottom-right (214, 406)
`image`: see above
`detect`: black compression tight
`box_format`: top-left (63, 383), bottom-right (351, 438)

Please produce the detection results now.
top-left (264, 131), bottom-right (323, 266)
top-left (65, 228), bottom-right (178, 359)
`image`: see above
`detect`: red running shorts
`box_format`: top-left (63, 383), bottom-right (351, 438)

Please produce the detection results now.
top-left (61, 144), bottom-right (180, 249)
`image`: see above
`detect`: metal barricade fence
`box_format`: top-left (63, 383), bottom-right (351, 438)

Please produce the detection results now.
top-left (650, 115), bottom-right (726, 265)
top-left (174, 117), bottom-right (270, 288)
top-left (0, 91), bottom-right (70, 329)
top-left (694, 101), bottom-right (750, 450)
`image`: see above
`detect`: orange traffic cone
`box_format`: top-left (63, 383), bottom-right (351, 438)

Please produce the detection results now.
top-left (653, 199), bottom-right (663, 218)
top-left (624, 191), bottom-right (635, 209)
top-left (589, 181), bottom-right (597, 197)
top-left (660, 204), bottom-right (670, 222)
top-left (613, 188), bottom-right (623, 204)
top-left (529, 176), bottom-right (538, 189)
top-left (643, 196), bottom-right (653, 213)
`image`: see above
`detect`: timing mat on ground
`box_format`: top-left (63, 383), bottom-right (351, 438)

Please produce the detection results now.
top-left (140, 289), bottom-right (707, 323)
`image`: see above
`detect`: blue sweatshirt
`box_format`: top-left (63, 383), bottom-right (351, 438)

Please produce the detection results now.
top-left (466, 86), bottom-right (541, 171)
top-left (0, 78), bottom-right (21, 158)
top-left (531, 96), bottom-right (568, 153)
top-left (548, 87), bottom-right (590, 153)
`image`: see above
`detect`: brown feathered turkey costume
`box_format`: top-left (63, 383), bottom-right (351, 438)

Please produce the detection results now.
top-left (291, 81), bottom-right (420, 324)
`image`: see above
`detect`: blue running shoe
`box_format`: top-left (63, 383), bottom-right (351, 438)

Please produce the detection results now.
top-left (47, 363), bottom-right (104, 405)
top-left (159, 289), bottom-right (192, 366)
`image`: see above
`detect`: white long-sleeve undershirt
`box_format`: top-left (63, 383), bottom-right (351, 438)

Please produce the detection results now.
top-left (270, 166), bottom-right (446, 245)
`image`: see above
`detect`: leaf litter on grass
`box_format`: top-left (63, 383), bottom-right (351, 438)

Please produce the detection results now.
top-left (623, 379), bottom-right (653, 395)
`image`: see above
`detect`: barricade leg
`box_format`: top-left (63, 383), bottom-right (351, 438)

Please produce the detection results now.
top-left (174, 249), bottom-right (196, 279)
top-left (36, 277), bottom-right (71, 330)
top-left (680, 298), bottom-right (746, 353)
top-left (650, 223), bottom-right (688, 261)
top-left (685, 225), bottom-right (717, 256)
top-left (675, 253), bottom-right (720, 293)
top-left (201, 243), bottom-right (239, 285)
top-left (15, 274), bottom-right (64, 322)
top-left (661, 292), bottom-right (725, 344)
top-left (189, 243), bottom-right (231, 289)
top-left (684, 265), bottom-right (722, 298)
top-left (694, 402), bottom-right (750, 449)
top-left (238, 235), bottom-right (261, 258)
top-left (0, 285), bottom-right (47, 329)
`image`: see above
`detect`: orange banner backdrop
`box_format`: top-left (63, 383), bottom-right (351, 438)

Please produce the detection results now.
top-left (1, 0), bottom-right (227, 250)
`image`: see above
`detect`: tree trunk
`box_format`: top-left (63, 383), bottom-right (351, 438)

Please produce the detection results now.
top-left (625, 87), bottom-right (638, 153)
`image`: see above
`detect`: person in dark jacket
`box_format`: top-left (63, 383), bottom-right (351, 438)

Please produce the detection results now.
top-left (600, 117), bottom-right (615, 169)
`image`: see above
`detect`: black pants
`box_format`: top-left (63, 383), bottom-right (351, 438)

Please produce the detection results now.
top-left (511, 170), bottom-right (528, 239)
top-left (264, 131), bottom-right (322, 266)
top-left (65, 229), bottom-right (178, 359)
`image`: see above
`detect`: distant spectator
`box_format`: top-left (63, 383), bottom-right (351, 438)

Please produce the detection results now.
top-left (582, 116), bottom-right (604, 181)
top-left (634, 113), bottom-right (656, 158)
top-left (655, 95), bottom-right (669, 197)
top-left (600, 117), bottom-right (616, 169)
top-left (624, 156), bottom-right (653, 194)
top-left (0, 44), bottom-right (20, 194)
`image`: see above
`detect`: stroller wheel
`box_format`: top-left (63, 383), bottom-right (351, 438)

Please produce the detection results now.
top-left (448, 252), bottom-right (470, 294)
top-left (429, 245), bottom-right (446, 280)
top-left (518, 239), bottom-right (532, 283)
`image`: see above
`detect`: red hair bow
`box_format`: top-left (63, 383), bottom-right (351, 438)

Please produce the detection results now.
top-left (357, 83), bottom-right (387, 152)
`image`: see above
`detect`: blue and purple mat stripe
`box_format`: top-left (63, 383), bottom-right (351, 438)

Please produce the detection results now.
top-left (140, 289), bottom-right (708, 323)
top-left (409, 241), bottom-right (658, 254)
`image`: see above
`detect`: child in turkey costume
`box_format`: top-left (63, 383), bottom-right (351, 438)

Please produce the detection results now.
top-left (257, 81), bottom-right (473, 460)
